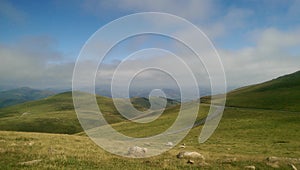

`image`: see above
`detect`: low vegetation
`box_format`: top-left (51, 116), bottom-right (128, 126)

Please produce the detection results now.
top-left (0, 71), bottom-right (299, 169)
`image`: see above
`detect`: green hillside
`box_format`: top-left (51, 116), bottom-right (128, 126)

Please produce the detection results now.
top-left (0, 106), bottom-right (299, 169)
top-left (0, 72), bottom-right (300, 169)
top-left (203, 70), bottom-right (300, 112)
top-left (0, 87), bottom-right (55, 108)
top-left (0, 92), bottom-right (180, 134)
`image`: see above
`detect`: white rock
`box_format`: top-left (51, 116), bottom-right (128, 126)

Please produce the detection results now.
top-left (19, 159), bottom-right (42, 165)
top-left (290, 164), bottom-right (297, 170)
top-left (244, 165), bottom-right (256, 170)
top-left (187, 159), bottom-right (194, 164)
top-left (177, 151), bottom-right (205, 160)
top-left (127, 146), bottom-right (147, 157)
top-left (166, 142), bottom-right (173, 147)
top-left (179, 145), bottom-right (186, 148)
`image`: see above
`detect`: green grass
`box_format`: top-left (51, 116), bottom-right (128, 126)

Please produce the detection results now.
top-left (202, 70), bottom-right (300, 112)
top-left (0, 92), bottom-right (179, 134)
top-left (0, 71), bottom-right (299, 169)
top-left (0, 107), bottom-right (299, 169)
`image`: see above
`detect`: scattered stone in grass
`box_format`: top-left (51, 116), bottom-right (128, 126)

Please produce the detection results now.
top-left (266, 156), bottom-right (280, 168)
top-left (166, 142), bottom-right (173, 147)
top-left (179, 145), bottom-right (186, 148)
top-left (187, 159), bottom-right (194, 164)
top-left (266, 156), bottom-right (280, 163)
top-left (127, 146), bottom-right (147, 157)
top-left (290, 163), bottom-right (297, 170)
top-left (20, 112), bottom-right (30, 117)
top-left (244, 165), bottom-right (256, 170)
top-left (266, 162), bottom-right (280, 168)
top-left (19, 159), bottom-right (42, 165)
top-left (25, 141), bottom-right (34, 146)
top-left (222, 157), bottom-right (237, 164)
top-left (176, 151), bottom-right (205, 160)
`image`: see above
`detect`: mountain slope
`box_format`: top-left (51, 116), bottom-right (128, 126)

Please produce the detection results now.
top-left (222, 70), bottom-right (300, 111)
top-left (0, 87), bottom-right (55, 108)
top-left (0, 91), bottom-right (180, 134)
top-left (0, 92), bottom-right (127, 134)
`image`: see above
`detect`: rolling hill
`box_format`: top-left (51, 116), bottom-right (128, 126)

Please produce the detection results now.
top-left (202, 70), bottom-right (300, 112)
top-left (0, 72), bottom-right (300, 169)
top-left (0, 87), bottom-right (55, 108)
top-left (0, 91), bottom-right (180, 134)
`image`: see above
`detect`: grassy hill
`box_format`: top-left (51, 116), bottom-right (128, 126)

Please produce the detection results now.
top-left (0, 87), bottom-right (55, 108)
top-left (0, 92), bottom-right (180, 134)
top-left (202, 70), bottom-right (300, 112)
top-left (0, 106), bottom-right (299, 169)
top-left (0, 71), bottom-right (300, 169)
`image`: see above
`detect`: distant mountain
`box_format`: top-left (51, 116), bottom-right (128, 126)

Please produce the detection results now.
top-left (0, 87), bottom-right (56, 108)
top-left (95, 86), bottom-right (212, 101)
top-left (202, 70), bottom-right (300, 112)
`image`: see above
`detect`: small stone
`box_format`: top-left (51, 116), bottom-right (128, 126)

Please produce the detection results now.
top-left (179, 145), bottom-right (186, 148)
top-left (222, 157), bottom-right (237, 164)
top-left (244, 165), bottom-right (256, 170)
top-left (266, 162), bottom-right (280, 168)
top-left (290, 164), bottom-right (297, 170)
top-left (19, 159), bottom-right (42, 165)
top-left (166, 142), bottom-right (173, 147)
top-left (176, 151), bottom-right (205, 160)
top-left (266, 156), bottom-right (280, 163)
top-left (187, 159), bottom-right (194, 164)
top-left (127, 146), bottom-right (147, 157)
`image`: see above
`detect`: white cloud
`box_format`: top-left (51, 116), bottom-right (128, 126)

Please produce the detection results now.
top-left (0, 36), bottom-right (74, 89)
top-left (221, 28), bottom-right (300, 87)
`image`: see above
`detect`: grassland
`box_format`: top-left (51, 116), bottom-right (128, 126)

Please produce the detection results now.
top-left (223, 71), bottom-right (300, 112)
top-left (0, 92), bottom-right (179, 134)
top-left (0, 106), bottom-right (299, 169)
top-left (0, 71), bottom-right (299, 169)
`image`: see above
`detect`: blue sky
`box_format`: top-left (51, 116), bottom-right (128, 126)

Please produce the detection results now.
top-left (0, 0), bottom-right (300, 90)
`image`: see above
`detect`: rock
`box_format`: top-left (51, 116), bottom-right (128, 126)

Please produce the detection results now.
top-left (187, 159), bottom-right (194, 164)
top-left (179, 145), bottom-right (186, 148)
top-left (266, 156), bottom-right (280, 168)
top-left (244, 165), bottom-right (256, 170)
top-left (166, 142), bottom-right (173, 147)
top-left (127, 146), bottom-right (147, 157)
top-left (266, 156), bottom-right (280, 163)
top-left (20, 112), bottom-right (30, 117)
top-left (19, 159), bottom-right (42, 165)
top-left (25, 141), bottom-right (34, 146)
top-left (176, 151), bottom-right (205, 160)
top-left (290, 164), bottom-right (297, 170)
top-left (266, 162), bottom-right (280, 168)
top-left (222, 157), bottom-right (237, 164)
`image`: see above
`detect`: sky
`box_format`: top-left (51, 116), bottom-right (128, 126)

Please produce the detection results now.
top-left (1, 0), bottom-right (300, 91)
